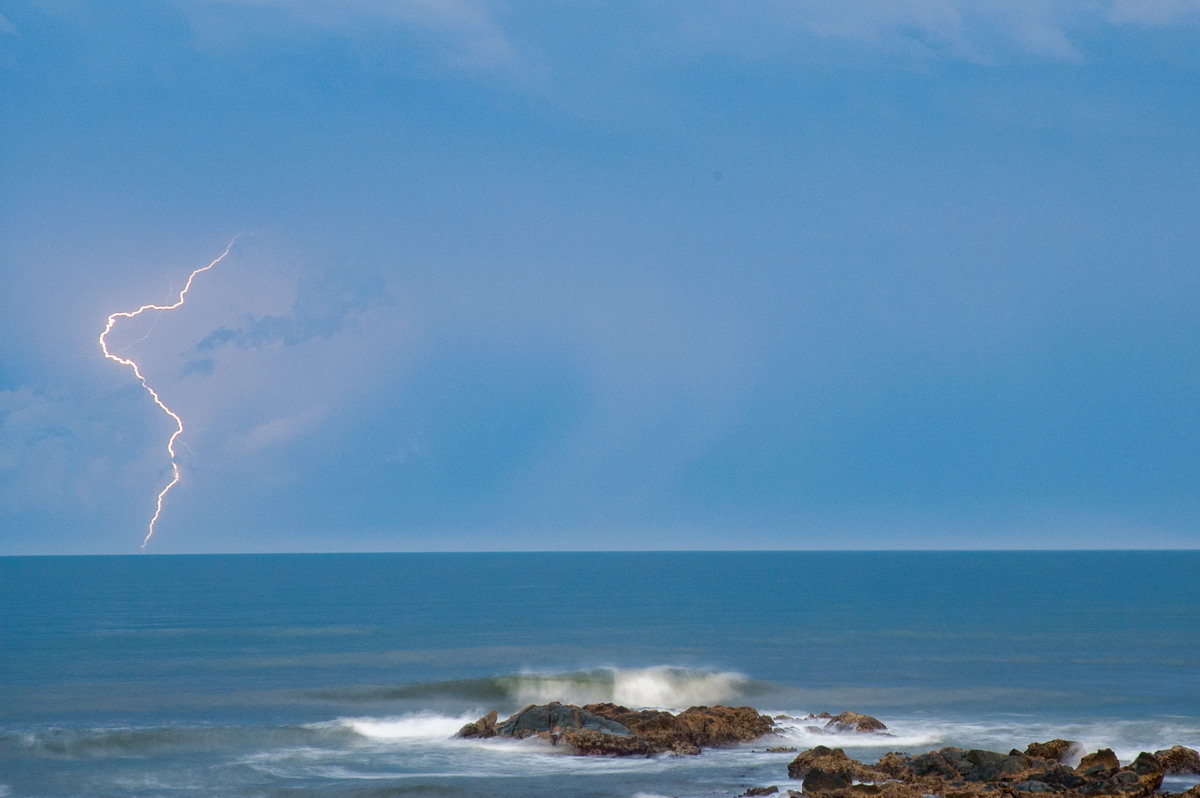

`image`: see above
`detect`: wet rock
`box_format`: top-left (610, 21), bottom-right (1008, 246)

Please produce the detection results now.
top-left (804, 768), bottom-right (853, 793)
top-left (1015, 780), bottom-right (1055, 792)
top-left (458, 701), bottom-right (773, 757)
top-left (786, 743), bottom-right (1187, 798)
top-left (586, 703), bottom-right (775, 750)
top-left (479, 701), bottom-right (631, 740)
top-left (1154, 746), bottom-right (1200, 776)
top-left (741, 787), bottom-right (779, 796)
top-left (455, 709), bottom-right (498, 738)
top-left (1027, 740), bottom-right (1083, 763)
top-left (787, 745), bottom-right (884, 783)
top-left (558, 728), bottom-right (659, 756)
top-left (675, 705), bottom-right (777, 747)
top-left (824, 711), bottom-right (889, 734)
top-left (1078, 749), bottom-right (1121, 776)
top-left (1127, 752), bottom-right (1165, 795)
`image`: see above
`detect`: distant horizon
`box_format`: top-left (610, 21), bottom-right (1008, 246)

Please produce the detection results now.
top-left (4, 547), bottom-right (1198, 558)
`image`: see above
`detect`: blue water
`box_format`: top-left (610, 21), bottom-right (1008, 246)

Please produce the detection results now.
top-left (2, 551), bottom-right (1198, 797)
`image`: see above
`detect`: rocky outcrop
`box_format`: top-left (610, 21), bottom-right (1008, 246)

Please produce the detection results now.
top-left (799, 711), bottom-right (890, 736)
top-left (456, 702), bottom-right (628, 741)
top-left (1078, 748), bottom-right (1121, 775)
top-left (1025, 739), bottom-right (1082, 763)
top-left (1154, 746), bottom-right (1200, 775)
top-left (456, 701), bottom-right (774, 756)
top-left (787, 746), bottom-right (886, 782)
top-left (787, 744), bottom-right (1180, 798)
top-left (824, 712), bottom-right (889, 734)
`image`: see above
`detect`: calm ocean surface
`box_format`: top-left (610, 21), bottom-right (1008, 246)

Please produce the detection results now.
top-left (2, 551), bottom-right (1198, 797)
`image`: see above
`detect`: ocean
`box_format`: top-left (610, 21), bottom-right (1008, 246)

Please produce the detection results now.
top-left (1, 551), bottom-right (1198, 797)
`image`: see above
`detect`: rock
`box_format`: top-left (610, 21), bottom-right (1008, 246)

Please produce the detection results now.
top-left (1077, 749), bottom-right (1121, 775)
top-left (1027, 739), bottom-right (1082, 762)
top-left (1015, 780), bottom-right (1056, 792)
top-left (741, 787), bottom-right (779, 796)
top-left (586, 703), bottom-right (774, 750)
top-left (559, 728), bottom-right (659, 756)
top-left (766, 746), bottom-right (798, 753)
top-left (459, 702), bottom-right (772, 757)
top-left (907, 748), bottom-right (964, 780)
top-left (489, 701), bottom-right (631, 740)
top-left (787, 746), bottom-right (885, 783)
top-left (1126, 751), bottom-right (1165, 795)
top-left (803, 767), bottom-right (852, 794)
top-left (675, 705), bottom-right (776, 747)
top-left (785, 742), bottom-right (1189, 798)
top-left (455, 709), bottom-right (498, 738)
top-left (1155, 746), bottom-right (1200, 775)
top-left (824, 711), bottom-right (889, 734)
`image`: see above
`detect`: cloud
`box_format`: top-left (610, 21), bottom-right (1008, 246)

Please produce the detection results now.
top-left (1108, 0), bottom-right (1200, 25)
top-left (235, 406), bottom-right (328, 454)
top-left (193, 266), bottom-right (384, 356)
top-left (675, 0), bottom-right (1098, 63)
top-left (181, 0), bottom-right (520, 70)
top-left (0, 386), bottom-right (154, 517)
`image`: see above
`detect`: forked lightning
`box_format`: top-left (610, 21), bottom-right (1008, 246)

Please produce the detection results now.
top-left (99, 237), bottom-right (238, 550)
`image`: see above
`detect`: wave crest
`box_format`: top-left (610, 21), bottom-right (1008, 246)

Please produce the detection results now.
top-left (500, 666), bottom-right (749, 709)
top-left (312, 666), bottom-right (759, 710)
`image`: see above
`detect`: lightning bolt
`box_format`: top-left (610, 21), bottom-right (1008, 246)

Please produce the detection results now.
top-left (99, 237), bottom-right (238, 550)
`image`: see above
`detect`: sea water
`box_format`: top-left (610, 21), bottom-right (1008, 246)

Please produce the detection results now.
top-left (1, 551), bottom-right (1198, 797)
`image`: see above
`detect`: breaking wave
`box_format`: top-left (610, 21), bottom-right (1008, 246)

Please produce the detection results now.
top-left (311, 666), bottom-right (764, 711)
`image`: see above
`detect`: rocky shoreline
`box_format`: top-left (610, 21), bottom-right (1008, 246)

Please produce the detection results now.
top-left (456, 702), bottom-right (1200, 798)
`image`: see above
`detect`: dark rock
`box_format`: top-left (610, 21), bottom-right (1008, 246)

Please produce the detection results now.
top-left (784, 741), bottom-right (1191, 798)
top-left (674, 705), bottom-right (776, 747)
top-left (1078, 750), bottom-right (1121, 775)
top-left (803, 767), bottom-right (853, 793)
top-left (825, 711), bottom-right (889, 734)
top-left (909, 749), bottom-right (963, 780)
top-left (1126, 752), bottom-right (1165, 795)
top-left (459, 701), bottom-right (771, 757)
top-left (788, 746), bottom-right (865, 781)
top-left (1028, 740), bottom-right (1082, 763)
top-left (559, 728), bottom-right (659, 756)
top-left (1034, 763), bottom-right (1086, 789)
top-left (766, 746), bottom-right (798, 753)
top-left (493, 701), bottom-right (631, 740)
top-left (1155, 746), bottom-right (1200, 775)
top-left (741, 787), bottom-right (779, 796)
top-left (1015, 780), bottom-right (1055, 792)
top-left (587, 703), bottom-right (774, 750)
top-left (455, 709), bottom-right (498, 738)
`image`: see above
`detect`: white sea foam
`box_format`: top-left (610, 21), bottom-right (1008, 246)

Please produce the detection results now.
top-left (505, 666), bottom-right (748, 709)
top-left (768, 713), bottom-right (1200, 766)
top-left (338, 712), bottom-right (479, 741)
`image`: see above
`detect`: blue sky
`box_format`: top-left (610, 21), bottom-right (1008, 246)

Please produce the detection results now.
top-left (2, 1), bottom-right (1199, 554)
